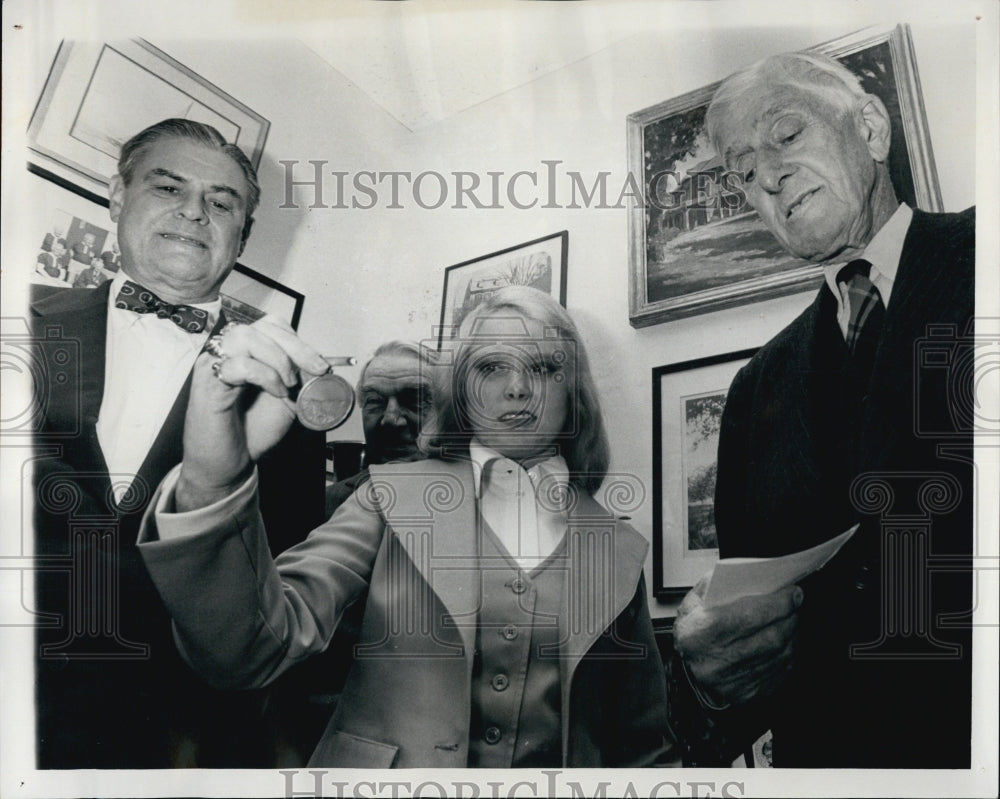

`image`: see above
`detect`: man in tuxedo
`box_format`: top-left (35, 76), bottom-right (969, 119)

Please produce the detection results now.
top-left (30, 118), bottom-right (326, 768)
top-left (671, 52), bottom-right (974, 767)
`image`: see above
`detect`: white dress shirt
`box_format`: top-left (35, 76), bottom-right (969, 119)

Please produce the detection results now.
top-left (469, 439), bottom-right (570, 569)
top-left (97, 271), bottom-right (218, 502)
top-left (823, 203), bottom-right (912, 339)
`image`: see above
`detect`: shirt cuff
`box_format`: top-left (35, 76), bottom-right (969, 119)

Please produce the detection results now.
top-left (154, 463), bottom-right (259, 540)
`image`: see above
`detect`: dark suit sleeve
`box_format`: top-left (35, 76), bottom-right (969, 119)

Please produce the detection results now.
top-left (257, 422), bottom-right (328, 554)
top-left (714, 364), bottom-right (754, 558)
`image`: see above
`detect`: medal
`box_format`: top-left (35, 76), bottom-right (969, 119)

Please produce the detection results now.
top-left (295, 357), bottom-right (356, 431)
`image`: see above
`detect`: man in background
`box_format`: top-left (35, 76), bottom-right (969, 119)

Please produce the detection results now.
top-left (671, 51), bottom-right (974, 767)
top-left (30, 118), bottom-right (326, 768)
top-left (325, 340), bottom-right (436, 515)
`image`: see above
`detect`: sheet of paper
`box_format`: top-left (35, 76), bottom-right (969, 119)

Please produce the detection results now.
top-left (703, 524), bottom-right (858, 608)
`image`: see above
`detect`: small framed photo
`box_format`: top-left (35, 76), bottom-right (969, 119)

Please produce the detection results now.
top-left (627, 23), bottom-right (942, 327)
top-left (652, 348), bottom-right (758, 601)
top-left (27, 165), bottom-right (120, 291)
top-left (438, 231), bottom-right (568, 347)
top-left (29, 39), bottom-right (269, 196)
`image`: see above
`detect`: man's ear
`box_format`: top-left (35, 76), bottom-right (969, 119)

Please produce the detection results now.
top-left (857, 94), bottom-right (892, 163)
top-left (108, 174), bottom-right (125, 222)
top-left (238, 216), bottom-right (254, 257)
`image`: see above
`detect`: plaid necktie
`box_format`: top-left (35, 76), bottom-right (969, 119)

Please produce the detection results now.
top-left (114, 279), bottom-right (210, 333)
top-left (837, 258), bottom-right (884, 382)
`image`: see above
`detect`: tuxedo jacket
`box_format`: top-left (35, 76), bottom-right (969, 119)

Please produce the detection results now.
top-left (138, 458), bottom-right (677, 768)
top-left (29, 282), bottom-right (326, 769)
top-left (713, 208), bottom-right (975, 767)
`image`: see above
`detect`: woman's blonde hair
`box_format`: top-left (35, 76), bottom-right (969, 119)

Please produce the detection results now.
top-left (423, 286), bottom-right (609, 495)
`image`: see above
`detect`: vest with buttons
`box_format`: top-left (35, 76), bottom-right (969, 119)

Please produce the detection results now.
top-left (467, 521), bottom-right (566, 767)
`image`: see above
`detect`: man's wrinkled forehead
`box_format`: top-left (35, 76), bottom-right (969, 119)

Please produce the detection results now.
top-left (363, 352), bottom-right (429, 389)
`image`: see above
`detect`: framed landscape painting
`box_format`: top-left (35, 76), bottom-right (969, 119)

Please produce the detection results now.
top-left (652, 348), bottom-right (758, 600)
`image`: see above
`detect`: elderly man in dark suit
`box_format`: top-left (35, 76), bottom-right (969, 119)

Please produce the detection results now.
top-left (671, 52), bottom-right (974, 768)
top-left (29, 118), bottom-right (327, 769)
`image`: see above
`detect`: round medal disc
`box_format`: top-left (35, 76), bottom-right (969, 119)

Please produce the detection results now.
top-left (296, 373), bottom-right (355, 431)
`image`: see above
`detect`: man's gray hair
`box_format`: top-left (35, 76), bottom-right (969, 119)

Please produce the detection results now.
top-left (117, 118), bottom-right (260, 241)
top-left (706, 51), bottom-right (869, 156)
top-left (357, 340), bottom-right (437, 394)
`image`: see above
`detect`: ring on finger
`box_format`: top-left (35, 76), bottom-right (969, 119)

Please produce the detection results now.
top-left (219, 321), bottom-right (243, 339)
top-left (210, 358), bottom-right (227, 379)
top-left (204, 334), bottom-right (227, 359)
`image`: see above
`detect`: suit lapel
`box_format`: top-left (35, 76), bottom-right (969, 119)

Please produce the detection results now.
top-left (859, 211), bottom-right (957, 469)
top-left (31, 283), bottom-right (112, 442)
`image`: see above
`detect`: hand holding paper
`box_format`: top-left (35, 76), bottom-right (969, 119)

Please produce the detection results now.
top-left (702, 524), bottom-right (858, 608)
top-left (673, 524), bottom-right (857, 707)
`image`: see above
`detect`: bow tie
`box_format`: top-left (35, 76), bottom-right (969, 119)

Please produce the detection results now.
top-left (114, 280), bottom-right (211, 333)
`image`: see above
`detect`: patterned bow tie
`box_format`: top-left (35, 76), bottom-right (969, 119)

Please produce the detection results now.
top-left (114, 280), bottom-right (210, 333)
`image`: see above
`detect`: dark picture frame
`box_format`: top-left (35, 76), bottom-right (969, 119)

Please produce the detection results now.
top-left (26, 164), bottom-right (303, 330)
top-left (652, 348), bottom-right (758, 601)
top-left (28, 39), bottom-right (270, 197)
top-left (627, 23), bottom-right (942, 328)
top-left (437, 230), bottom-right (568, 347)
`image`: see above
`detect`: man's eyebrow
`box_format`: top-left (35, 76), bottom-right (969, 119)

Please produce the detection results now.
top-left (144, 168), bottom-right (244, 202)
top-left (145, 167), bottom-right (186, 183)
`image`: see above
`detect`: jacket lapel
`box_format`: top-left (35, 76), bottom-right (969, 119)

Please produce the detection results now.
top-left (368, 459), bottom-right (481, 666)
top-left (31, 283), bottom-right (112, 442)
top-left (557, 492), bottom-right (647, 760)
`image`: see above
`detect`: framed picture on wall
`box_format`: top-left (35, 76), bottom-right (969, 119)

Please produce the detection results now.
top-left (219, 264), bottom-right (304, 330)
top-left (652, 348), bottom-right (758, 601)
top-left (627, 23), bottom-right (942, 328)
top-left (28, 39), bottom-right (269, 196)
top-left (27, 164), bottom-right (120, 290)
top-left (26, 164), bottom-right (304, 330)
top-left (437, 230), bottom-right (568, 347)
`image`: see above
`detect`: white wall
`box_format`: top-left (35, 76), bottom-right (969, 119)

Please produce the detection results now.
top-left (13, 7), bottom-right (982, 616)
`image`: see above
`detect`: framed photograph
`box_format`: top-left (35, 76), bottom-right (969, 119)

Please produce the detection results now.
top-left (27, 164), bottom-right (304, 329)
top-left (28, 39), bottom-right (269, 196)
top-left (220, 263), bottom-right (304, 330)
top-left (652, 348), bottom-right (758, 600)
top-left (27, 164), bottom-right (120, 290)
top-left (437, 230), bottom-right (568, 346)
top-left (627, 23), bottom-right (942, 328)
